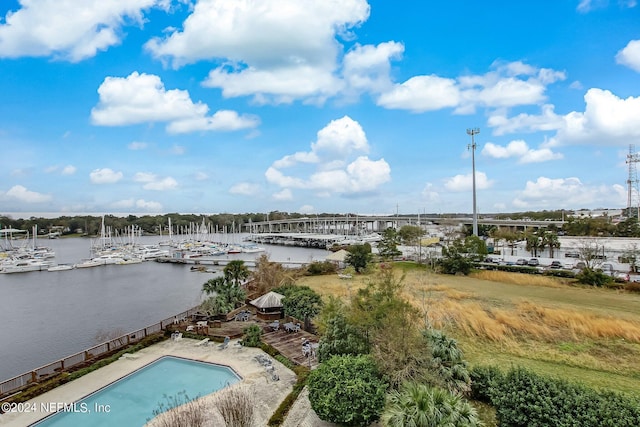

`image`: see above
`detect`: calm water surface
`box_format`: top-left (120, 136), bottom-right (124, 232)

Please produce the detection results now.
top-left (0, 236), bottom-right (329, 382)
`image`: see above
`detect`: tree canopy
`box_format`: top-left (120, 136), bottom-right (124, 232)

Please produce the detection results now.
top-left (308, 354), bottom-right (387, 426)
top-left (345, 244), bottom-right (373, 272)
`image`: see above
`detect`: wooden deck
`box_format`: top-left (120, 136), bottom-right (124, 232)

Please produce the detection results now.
top-left (173, 317), bottom-right (320, 368)
top-left (262, 329), bottom-right (319, 368)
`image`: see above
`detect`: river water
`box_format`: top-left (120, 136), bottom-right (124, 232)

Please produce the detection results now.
top-left (0, 236), bottom-right (329, 383)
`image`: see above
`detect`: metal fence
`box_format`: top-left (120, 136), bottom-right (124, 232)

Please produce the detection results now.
top-left (0, 306), bottom-right (200, 399)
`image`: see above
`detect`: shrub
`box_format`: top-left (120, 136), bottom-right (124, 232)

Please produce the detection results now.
top-left (241, 325), bottom-right (262, 347)
top-left (575, 268), bottom-right (613, 287)
top-left (306, 261), bottom-right (337, 275)
top-left (490, 367), bottom-right (640, 427)
top-left (469, 365), bottom-right (504, 403)
top-left (543, 269), bottom-right (576, 278)
top-left (307, 355), bottom-right (387, 426)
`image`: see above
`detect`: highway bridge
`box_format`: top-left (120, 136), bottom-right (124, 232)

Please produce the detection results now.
top-left (242, 215), bottom-right (565, 234)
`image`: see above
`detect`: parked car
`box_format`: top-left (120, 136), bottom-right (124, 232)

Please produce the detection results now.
top-left (516, 258), bottom-right (528, 265)
top-left (528, 258), bottom-right (540, 266)
top-left (549, 260), bottom-right (563, 269)
top-left (615, 272), bottom-right (630, 282)
top-left (573, 261), bottom-right (586, 270)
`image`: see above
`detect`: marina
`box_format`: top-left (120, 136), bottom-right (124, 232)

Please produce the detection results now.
top-left (0, 235), bottom-right (330, 383)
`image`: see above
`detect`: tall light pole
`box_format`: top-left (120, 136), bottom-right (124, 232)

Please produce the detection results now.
top-left (467, 128), bottom-right (480, 236)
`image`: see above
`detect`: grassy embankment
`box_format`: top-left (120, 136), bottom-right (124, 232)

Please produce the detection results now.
top-left (296, 264), bottom-right (640, 398)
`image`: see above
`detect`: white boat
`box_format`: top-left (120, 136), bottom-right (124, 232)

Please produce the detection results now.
top-left (94, 253), bottom-right (125, 265)
top-left (74, 258), bottom-right (104, 268)
top-left (134, 245), bottom-right (170, 260)
top-left (1, 258), bottom-right (52, 273)
top-left (116, 257), bottom-right (142, 265)
top-left (48, 264), bottom-right (74, 272)
top-left (241, 243), bottom-right (265, 253)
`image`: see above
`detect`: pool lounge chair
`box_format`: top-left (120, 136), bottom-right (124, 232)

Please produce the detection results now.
top-left (218, 336), bottom-right (230, 350)
top-left (195, 338), bottom-right (210, 347)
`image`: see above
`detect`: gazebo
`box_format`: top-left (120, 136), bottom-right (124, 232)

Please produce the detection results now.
top-left (325, 249), bottom-right (349, 268)
top-left (249, 291), bottom-right (285, 320)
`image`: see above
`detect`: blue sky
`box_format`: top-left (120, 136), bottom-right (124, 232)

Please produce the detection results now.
top-left (1, 0), bottom-right (640, 218)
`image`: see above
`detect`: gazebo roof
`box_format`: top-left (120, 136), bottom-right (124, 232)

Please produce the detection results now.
top-left (325, 249), bottom-right (349, 262)
top-left (250, 291), bottom-right (284, 309)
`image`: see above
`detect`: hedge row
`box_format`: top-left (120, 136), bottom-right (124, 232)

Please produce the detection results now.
top-left (470, 365), bottom-right (640, 427)
top-left (474, 262), bottom-right (577, 278)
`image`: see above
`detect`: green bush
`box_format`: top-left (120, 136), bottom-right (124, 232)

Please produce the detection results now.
top-left (470, 365), bottom-right (504, 403)
top-left (543, 269), bottom-right (576, 278)
top-left (242, 324), bottom-right (262, 347)
top-left (307, 355), bottom-right (387, 426)
top-left (306, 261), bottom-right (337, 275)
top-left (488, 367), bottom-right (640, 427)
top-left (575, 268), bottom-right (613, 287)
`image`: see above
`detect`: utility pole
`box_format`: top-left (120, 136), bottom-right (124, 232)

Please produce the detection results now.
top-left (626, 144), bottom-right (640, 220)
top-left (467, 128), bottom-right (480, 236)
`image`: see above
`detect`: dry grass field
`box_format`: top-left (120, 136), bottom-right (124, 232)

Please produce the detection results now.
top-left (296, 265), bottom-right (640, 397)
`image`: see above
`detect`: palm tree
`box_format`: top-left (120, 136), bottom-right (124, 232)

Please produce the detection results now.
top-left (525, 231), bottom-right (542, 257)
top-left (223, 260), bottom-right (250, 286)
top-left (381, 382), bottom-right (481, 427)
top-left (541, 231), bottom-right (561, 258)
top-left (200, 275), bottom-right (246, 316)
top-left (423, 329), bottom-right (471, 394)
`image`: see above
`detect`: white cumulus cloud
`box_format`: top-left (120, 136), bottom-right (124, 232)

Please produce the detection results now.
top-left (444, 172), bottom-right (493, 192)
top-left (91, 72), bottom-right (259, 133)
top-left (229, 182), bottom-right (260, 196)
top-left (617, 40), bottom-right (640, 72)
top-left (342, 41), bottom-right (404, 95)
top-left (90, 168), bottom-right (123, 184)
top-left (487, 89), bottom-right (640, 147)
top-left (146, 0), bottom-right (370, 103)
top-left (265, 116), bottom-right (390, 196)
top-left (482, 140), bottom-right (563, 163)
top-left (0, 0), bottom-right (159, 61)
top-left (133, 173), bottom-right (178, 191)
top-left (5, 185), bottom-right (52, 203)
top-left (273, 188), bottom-right (293, 201)
top-left (377, 61), bottom-right (565, 114)
top-left (513, 177), bottom-right (626, 209)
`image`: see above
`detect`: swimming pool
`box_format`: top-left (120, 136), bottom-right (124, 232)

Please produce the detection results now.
top-left (31, 356), bottom-right (241, 427)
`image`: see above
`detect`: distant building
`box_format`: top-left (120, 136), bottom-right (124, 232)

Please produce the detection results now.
top-left (570, 208), bottom-right (623, 219)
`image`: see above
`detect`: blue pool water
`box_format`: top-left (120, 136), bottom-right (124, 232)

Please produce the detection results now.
top-left (32, 356), bottom-right (241, 427)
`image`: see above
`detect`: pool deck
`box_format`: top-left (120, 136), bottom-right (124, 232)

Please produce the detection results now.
top-left (1, 337), bottom-right (330, 427)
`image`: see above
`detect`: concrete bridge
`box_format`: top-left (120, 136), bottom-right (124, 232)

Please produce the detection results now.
top-left (242, 215), bottom-right (565, 234)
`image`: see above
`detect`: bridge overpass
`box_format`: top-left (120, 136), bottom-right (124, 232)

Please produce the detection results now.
top-left (242, 215), bottom-right (565, 234)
